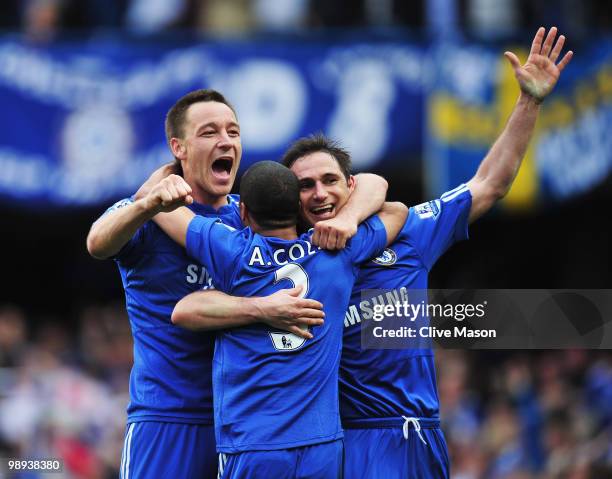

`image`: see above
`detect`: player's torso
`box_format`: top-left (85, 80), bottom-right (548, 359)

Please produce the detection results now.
top-left (340, 226), bottom-right (440, 421)
top-left (116, 198), bottom-right (242, 423)
top-left (214, 233), bottom-right (359, 452)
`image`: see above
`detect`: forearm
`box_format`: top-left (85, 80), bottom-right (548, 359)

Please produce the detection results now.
top-left (338, 173), bottom-right (388, 224)
top-left (477, 93), bottom-right (539, 194)
top-left (172, 290), bottom-right (261, 330)
top-left (152, 207), bottom-right (194, 248)
top-left (467, 93), bottom-right (540, 220)
top-left (86, 199), bottom-right (158, 259)
top-left (172, 287), bottom-right (324, 337)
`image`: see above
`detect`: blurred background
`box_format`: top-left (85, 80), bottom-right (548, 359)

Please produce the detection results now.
top-left (0, 0), bottom-right (610, 477)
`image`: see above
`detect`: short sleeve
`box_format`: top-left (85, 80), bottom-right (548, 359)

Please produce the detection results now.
top-left (346, 215), bottom-right (388, 264)
top-left (97, 196), bottom-right (142, 261)
top-left (405, 184), bottom-right (472, 270)
top-left (185, 216), bottom-right (243, 291)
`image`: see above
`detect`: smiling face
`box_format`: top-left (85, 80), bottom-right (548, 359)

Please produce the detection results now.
top-left (290, 151), bottom-right (355, 227)
top-left (170, 101), bottom-right (242, 208)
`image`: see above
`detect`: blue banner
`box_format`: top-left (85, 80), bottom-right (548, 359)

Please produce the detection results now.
top-left (0, 35), bottom-right (425, 208)
top-left (425, 39), bottom-right (612, 209)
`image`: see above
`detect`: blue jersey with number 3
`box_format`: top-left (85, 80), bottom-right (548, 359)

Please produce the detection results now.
top-left (340, 185), bottom-right (472, 421)
top-left (185, 215), bottom-right (387, 452)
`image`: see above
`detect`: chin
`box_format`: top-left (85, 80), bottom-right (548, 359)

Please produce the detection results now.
top-left (211, 186), bottom-right (232, 197)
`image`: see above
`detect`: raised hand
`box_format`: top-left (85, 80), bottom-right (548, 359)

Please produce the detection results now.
top-left (134, 162), bottom-right (180, 200)
top-left (504, 27), bottom-right (573, 103)
top-left (145, 174), bottom-right (193, 213)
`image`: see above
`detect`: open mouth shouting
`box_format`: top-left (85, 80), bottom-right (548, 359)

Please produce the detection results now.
top-left (211, 156), bottom-right (234, 182)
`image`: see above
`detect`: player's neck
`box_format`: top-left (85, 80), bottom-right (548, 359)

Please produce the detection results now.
top-left (191, 188), bottom-right (228, 210)
top-left (254, 226), bottom-right (298, 240)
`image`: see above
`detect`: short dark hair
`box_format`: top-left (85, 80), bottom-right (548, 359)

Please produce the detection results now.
top-left (281, 134), bottom-right (352, 180)
top-left (239, 161), bottom-right (300, 230)
top-left (165, 89), bottom-right (235, 145)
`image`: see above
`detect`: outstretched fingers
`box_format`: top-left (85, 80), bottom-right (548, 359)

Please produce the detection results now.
top-left (530, 27), bottom-right (545, 56)
top-left (557, 50), bottom-right (573, 72)
top-left (549, 34), bottom-right (565, 63)
top-left (540, 26), bottom-right (558, 56)
top-left (504, 51), bottom-right (522, 70)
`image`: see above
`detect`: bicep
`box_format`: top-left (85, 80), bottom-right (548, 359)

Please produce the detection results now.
top-left (466, 178), bottom-right (498, 223)
top-left (377, 202), bottom-right (409, 245)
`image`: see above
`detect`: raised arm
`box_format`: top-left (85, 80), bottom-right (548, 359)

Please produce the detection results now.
top-left (313, 173), bottom-right (388, 250)
top-left (86, 163), bottom-right (179, 259)
top-left (376, 201), bottom-right (409, 245)
top-left (128, 174), bottom-right (196, 247)
top-left (172, 287), bottom-right (325, 339)
top-left (467, 27), bottom-right (573, 223)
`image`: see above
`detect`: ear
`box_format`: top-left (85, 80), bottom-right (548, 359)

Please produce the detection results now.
top-left (347, 175), bottom-right (356, 193)
top-left (239, 202), bottom-right (250, 226)
top-left (170, 137), bottom-right (187, 161)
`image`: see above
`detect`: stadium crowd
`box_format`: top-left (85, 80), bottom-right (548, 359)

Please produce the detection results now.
top-left (1, 304), bottom-right (610, 478)
top-left (0, 0), bottom-right (609, 40)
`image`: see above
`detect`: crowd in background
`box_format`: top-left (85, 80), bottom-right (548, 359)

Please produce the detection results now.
top-left (0, 304), bottom-right (131, 478)
top-left (0, 0), bottom-right (609, 41)
top-left (1, 304), bottom-right (610, 478)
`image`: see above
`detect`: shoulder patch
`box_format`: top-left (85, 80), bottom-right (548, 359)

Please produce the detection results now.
top-left (106, 197), bottom-right (134, 213)
top-left (414, 200), bottom-right (440, 219)
top-left (372, 248), bottom-right (397, 266)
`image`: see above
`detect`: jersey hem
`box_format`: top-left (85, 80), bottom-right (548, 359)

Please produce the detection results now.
top-left (127, 414), bottom-right (213, 425)
top-left (342, 417), bottom-right (440, 429)
top-left (216, 431), bottom-right (344, 453)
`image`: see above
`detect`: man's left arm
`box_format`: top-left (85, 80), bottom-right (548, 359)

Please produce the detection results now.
top-left (313, 173), bottom-right (388, 249)
top-left (467, 26), bottom-right (573, 223)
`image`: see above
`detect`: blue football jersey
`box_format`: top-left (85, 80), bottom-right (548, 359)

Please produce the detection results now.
top-left (185, 215), bottom-right (388, 453)
top-left (110, 195), bottom-right (243, 424)
top-left (340, 184), bottom-right (471, 421)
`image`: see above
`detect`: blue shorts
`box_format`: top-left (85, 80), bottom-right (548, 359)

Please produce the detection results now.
top-left (343, 418), bottom-right (449, 479)
top-left (218, 439), bottom-right (343, 479)
top-left (120, 421), bottom-right (217, 479)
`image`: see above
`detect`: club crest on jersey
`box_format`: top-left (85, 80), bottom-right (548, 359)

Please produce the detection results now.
top-left (269, 331), bottom-right (306, 351)
top-left (372, 248), bottom-right (397, 266)
top-left (414, 200), bottom-right (440, 219)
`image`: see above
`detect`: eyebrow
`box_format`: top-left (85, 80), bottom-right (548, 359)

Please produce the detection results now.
top-left (298, 172), bottom-right (341, 184)
top-left (195, 121), bottom-right (240, 132)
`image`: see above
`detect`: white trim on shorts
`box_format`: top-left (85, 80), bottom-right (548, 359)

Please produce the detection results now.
top-left (121, 423), bottom-right (136, 479)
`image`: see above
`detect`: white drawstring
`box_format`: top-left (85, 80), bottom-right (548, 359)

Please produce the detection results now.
top-left (402, 416), bottom-right (428, 445)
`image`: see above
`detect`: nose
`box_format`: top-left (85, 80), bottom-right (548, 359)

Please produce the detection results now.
top-left (217, 130), bottom-right (232, 149)
top-left (313, 181), bottom-right (327, 201)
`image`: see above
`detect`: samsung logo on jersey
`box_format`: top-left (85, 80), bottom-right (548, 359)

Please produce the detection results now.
top-left (344, 287), bottom-right (409, 328)
top-left (372, 248), bottom-right (397, 266)
top-left (186, 264), bottom-right (214, 289)
top-left (248, 241), bottom-right (319, 267)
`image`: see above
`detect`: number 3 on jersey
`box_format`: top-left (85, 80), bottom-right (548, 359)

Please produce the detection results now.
top-left (269, 263), bottom-right (310, 351)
